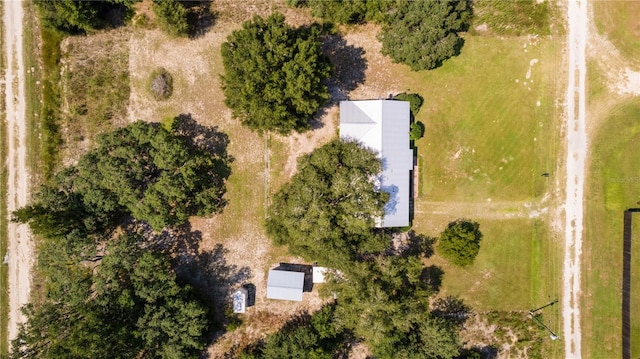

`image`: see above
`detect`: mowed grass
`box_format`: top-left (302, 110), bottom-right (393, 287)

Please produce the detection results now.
top-left (408, 35), bottom-right (560, 202)
top-left (584, 98), bottom-right (640, 358)
top-left (403, 33), bottom-right (562, 357)
top-left (423, 218), bottom-right (560, 313)
top-left (593, 0), bottom-right (640, 67)
top-left (417, 217), bottom-right (562, 357)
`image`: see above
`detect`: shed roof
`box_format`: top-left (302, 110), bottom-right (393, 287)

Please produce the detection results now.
top-left (266, 270), bottom-right (305, 301)
top-left (339, 100), bottom-right (412, 227)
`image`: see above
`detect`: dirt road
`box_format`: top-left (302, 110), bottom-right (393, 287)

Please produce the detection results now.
top-left (563, 0), bottom-right (587, 357)
top-left (4, 0), bottom-right (33, 344)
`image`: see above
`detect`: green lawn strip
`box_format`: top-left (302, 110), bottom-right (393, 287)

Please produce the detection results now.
top-left (584, 98), bottom-right (640, 358)
top-left (37, 26), bottom-right (63, 179)
top-left (593, 1), bottom-right (640, 67)
top-left (23, 2), bottom-right (45, 179)
top-left (408, 35), bottom-right (558, 202)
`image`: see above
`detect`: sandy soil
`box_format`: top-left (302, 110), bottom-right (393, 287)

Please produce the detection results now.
top-left (562, 0), bottom-right (588, 357)
top-left (3, 0), bottom-right (33, 344)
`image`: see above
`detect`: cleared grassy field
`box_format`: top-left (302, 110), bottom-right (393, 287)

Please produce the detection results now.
top-left (426, 218), bottom-right (560, 312)
top-left (584, 98), bottom-right (640, 358)
top-left (404, 32), bottom-right (563, 357)
top-left (593, 1), bottom-right (640, 67)
top-left (408, 35), bottom-right (561, 202)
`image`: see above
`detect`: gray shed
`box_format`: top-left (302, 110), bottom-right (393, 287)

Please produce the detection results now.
top-left (266, 270), bottom-right (304, 301)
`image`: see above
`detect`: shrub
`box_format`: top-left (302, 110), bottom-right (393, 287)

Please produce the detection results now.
top-left (152, 0), bottom-right (189, 37)
top-left (149, 68), bottom-right (173, 100)
top-left (438, 219), bottom-right (482, 267)
top-left (409, 121), bottom-right (425, 141)
top-left (394, 92), bottom-right (424, 117)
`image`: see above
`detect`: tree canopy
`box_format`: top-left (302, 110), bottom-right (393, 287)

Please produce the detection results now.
top-left (11, 233), bottom-right (210, 359)
top-left (437, 219), bottom-right (483, 267)
top-left (264, 139), bottom-right (463, 356)
top-left (152, 0), bottom-right (189, 37)
top-left (221, 13), bottom-right (332, 134)
top-left (379, 0), bottom-right (473, 71)
top-left (34, 0), bottom-right (138, 34)
top-left (15, 119), bottom-right (231, 232)
top-left (266, 138), bottom-right (389, 267)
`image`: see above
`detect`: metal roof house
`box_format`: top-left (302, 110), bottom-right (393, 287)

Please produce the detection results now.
top-left (339, 99), bottom-right (412, 228)
top-left (266, 269), bottom-right (305, 301)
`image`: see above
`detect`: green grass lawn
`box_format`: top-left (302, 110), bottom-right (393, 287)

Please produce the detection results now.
top-left (428, 218), bottom-right (560, 313)
top-left (407, 35), bottom-right (560, 202)
top-left (419, 217), bottom-right (562, 357)
top-left (584, 98), bottom-right (640, 359)
top-left (593, 1), bottom-right (640, 67)
top-left (402, 33), bottom-right (562, 357)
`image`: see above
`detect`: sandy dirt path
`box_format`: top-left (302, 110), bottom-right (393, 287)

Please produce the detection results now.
top-left (563, 0), bottom-right (587, 357)
top-left (4, 0), bottom-right (33, 344)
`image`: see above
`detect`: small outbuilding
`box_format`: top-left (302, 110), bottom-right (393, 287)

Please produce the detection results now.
top-left (266, 269), bottom-right (305, 301)
top-left (232, 288), bottom-right (248, 313)
top-left (313, 266), bottom-right (327, 284)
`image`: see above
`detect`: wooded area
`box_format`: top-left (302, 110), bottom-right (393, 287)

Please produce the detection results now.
top-left (12, 120), bottom-right (233, 358)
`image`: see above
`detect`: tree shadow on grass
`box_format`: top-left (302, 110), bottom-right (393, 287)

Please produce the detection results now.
top-left (310, 33), bottom-right (368, 130)
top-left (181, 0), bottom-right (217, 38)
top-left (400, 230), bottom-right (436, 258)
top-left (421, 264), bottom-right (444, 293)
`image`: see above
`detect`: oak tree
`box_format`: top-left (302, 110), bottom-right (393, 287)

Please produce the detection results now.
top-left (221, 13), bottom-right (332, 134)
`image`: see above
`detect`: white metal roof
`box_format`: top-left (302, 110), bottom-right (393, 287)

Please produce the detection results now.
top-left (266, 270), bottom-right (304, 301)
top-left (339, 100), bottom-right (412, 227)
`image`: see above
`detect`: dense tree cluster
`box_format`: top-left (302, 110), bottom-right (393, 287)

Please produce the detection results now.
top-left (291, 0), bottom-right (473, 71)
top-left (12, 120), bottom-right (233, 357)
top-left (265, 140), bottom-right (473, 358)
top-left (34, 0), bottom-right (138, 34)
top-left (266, 139), bottom-right (389, 267)
top-left (12, 234), bottom-right (210, 359)
top-left (379, 0), bottom-right (473, 71)
top-left (16, 119), bottom-right (230, 232)
top-left (221, 13), bottom-right (332, 134)
top-left (438, 219), bottom-right (483, 267)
